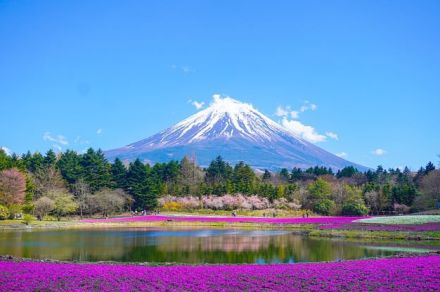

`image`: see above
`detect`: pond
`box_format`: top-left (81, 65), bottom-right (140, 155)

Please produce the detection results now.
top-left (0, 227), bottom-right (434, 264)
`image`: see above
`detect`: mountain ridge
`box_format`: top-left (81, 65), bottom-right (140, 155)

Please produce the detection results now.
top-left (105, 96), bottom-right (367, 171)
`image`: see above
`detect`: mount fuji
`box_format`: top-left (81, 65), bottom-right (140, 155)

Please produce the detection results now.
top-left (105, 96), bottom-right (366, 171)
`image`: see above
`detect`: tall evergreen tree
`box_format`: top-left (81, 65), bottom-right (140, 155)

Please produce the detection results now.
top-left (126, 159), bottom-right (159, 210)
top-left (111, 158), bottom-right (128, 190)
top-left (44, 149), bottom-right (57, 168)
top-left (205, 156), bottom-right (233, 184)
top-left (57, 150), bottom-right (83, 186)
top-left (80, 148), bottom-right (112, 192)
top-left (232, 161), bottom-right (256, 194)
top-left (279, 168), bottom-right (289, 182)
top-left (425, 161), bottom-right (436, 174)
top-left (262, 169), bottom-right (271, 181)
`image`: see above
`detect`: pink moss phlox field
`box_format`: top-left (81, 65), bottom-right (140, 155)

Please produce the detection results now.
top-left (1, 256), bottom-right (439, 291)
top-left (81, 215), bottom-right (366, 227)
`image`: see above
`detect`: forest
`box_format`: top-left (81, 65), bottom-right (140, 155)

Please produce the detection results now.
top-left (0, 148), bottom-right (438, 220)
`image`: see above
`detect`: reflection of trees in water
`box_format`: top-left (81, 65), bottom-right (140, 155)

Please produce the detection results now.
top-left (0, 230), bottom-right (397, 263)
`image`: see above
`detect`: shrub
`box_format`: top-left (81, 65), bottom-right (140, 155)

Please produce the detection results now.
top-left (21, 203), bottom-right (34, 214)
top-left (0, 205), bottom-right (9, 220)
top-left (43, 215), bottom-right (57, 221)
top-left (393, 203), bottom-right (411, 215)
top-left (313, 199), bottom-right (336, 215)
top-left (22, 214), bottom-right (34, 225)
top-left (341, 202), bottom-right (369, 216)
top-left (8, 204), bottom-right (21, 219)
top-left (34, 197), bottom-right (55, 220)
top-left (162, 201), bottom-right (183, 211)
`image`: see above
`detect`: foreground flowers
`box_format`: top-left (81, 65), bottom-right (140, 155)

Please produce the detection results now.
top-left (0, 256), bottom-right (439, 291)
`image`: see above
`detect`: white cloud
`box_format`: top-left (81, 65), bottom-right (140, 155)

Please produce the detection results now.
top-left (191, 101), bottom-right (205, 110)
top-left (74, 136), bottom-right (89, 145)
top-left (276, 106), bottom-right (300, 119)
top-left (276, 106), bottom-right (289, 117)
top-left (43, 132), bottom-right (68, 145)
top-left (96, 128), bottom-right (103, 135)
top-left (336, 152), bottom-right (347, 158)
top-left (276, 101), bottom-right (337, 144)
top-left (290, 110), bottom-right (299, 119)
top-left (281, 118), bottom-right (327, 143)
top-left (182, 66), bottom-right (195, 74)
top-left (299, 101), bottom-right (317, 112)
top-left (326, 131), bottom-right (339, 140)
top-left (299, 105), bottom-right (308, 112)
top-left (171, 64), bottom-right (195, 74)
top-left (1, 146), bottom-right (12, 156)
top-left (372, 148), bottom-right (386, 156)
top-left (52, 144), bottom-right (62, 151)
top-left (188, 99), bottom-right (205, 110)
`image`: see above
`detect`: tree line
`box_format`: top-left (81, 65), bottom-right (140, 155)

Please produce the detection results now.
top-left (0, 148), bottom-right (439, 219)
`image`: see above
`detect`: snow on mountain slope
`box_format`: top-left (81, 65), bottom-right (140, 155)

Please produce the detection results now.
top-left (105, 96), bottom-right (367, 171)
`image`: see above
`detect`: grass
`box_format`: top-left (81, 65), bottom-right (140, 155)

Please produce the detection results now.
top-left (309, 228), bottom-right (440, 240)
top-left (357, 215), bottom-right (440, 225)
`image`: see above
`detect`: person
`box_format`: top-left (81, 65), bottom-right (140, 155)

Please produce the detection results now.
top-left (232, 211), bottom-right (237, 217)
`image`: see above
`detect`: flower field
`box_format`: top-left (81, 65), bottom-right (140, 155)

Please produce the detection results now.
top-left (82, 215), bottom-right (366, 226)
top-left (0, 256), bottom-right (439, 291)
top-left (81, 215), bottom-right (440, 233)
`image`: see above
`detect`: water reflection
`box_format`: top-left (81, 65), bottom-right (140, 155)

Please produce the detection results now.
top-left (0, 228), bottom-right (432, 264)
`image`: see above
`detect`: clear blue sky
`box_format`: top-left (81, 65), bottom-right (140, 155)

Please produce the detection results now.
top-left (1, 0), bottom-right (439, 170)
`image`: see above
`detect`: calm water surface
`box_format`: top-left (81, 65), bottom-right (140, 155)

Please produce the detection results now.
top-left (0, 228), bottom-right (433, 264)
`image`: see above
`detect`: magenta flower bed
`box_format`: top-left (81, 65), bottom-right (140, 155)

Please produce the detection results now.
top-left (81, 215), bottom-right (366, 226)
top-left (1, 256), bottom-right (439, 291)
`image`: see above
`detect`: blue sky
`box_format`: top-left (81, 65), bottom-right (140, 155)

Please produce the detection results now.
top-left (0, 0), bottom-right (439, 170)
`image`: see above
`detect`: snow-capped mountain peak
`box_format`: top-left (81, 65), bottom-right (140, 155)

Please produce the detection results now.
top-left (147, 95), bottom-right (301, 147)
top-left (105, 95), bottom-right (366, 171)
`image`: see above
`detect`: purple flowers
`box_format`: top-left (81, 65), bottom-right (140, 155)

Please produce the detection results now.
top-left (82, 215), bottom-right (366, 226)
top-left (1, 256), bottom-right (439, 291)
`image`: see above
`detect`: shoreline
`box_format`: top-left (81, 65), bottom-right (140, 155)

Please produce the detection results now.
top-left (1, 215), bottom-right (439, 241)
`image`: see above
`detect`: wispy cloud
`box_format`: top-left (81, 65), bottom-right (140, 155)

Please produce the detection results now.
top-left (336, 152), bottom-right (347, 158)
top-left (96, 128), bottom-right (103, 135)
top-left (171, 64), bottom-right (195, 74)
top-left (275, 106), bottom-right (300, 119)
top-left (1, 146), bottom-right (12, 156)
top-left (326, 131), bottom-right (339, 140)
top-left (276, 101), bottom-right (337, 144)
top-left (43, 132), bottom-right (68, 145)
top-left (182, 66), bottom-right (195, 74)
top-left (188, 99), bottom-right (205, 110)
top-left (52, 144), bottom-right (62, 151)
top-left (300, 101), bottom-right (317, 113)
top-left (43, 132), bottom-right (68, 152)
top-left (372, 148), bottom-right (386, 156)
top-left (74, 136), bottom-right (89, 145)
top-left (281, 118), bottom-right (327, 143)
